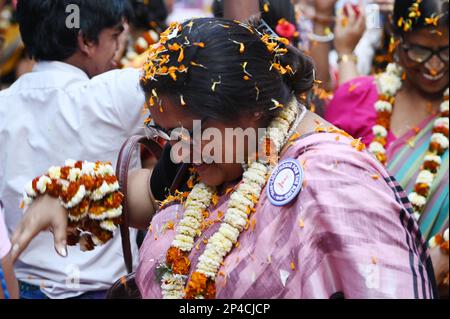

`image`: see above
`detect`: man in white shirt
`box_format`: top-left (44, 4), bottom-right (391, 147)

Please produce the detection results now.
top-left (0, 0), bottom-right (145, 298)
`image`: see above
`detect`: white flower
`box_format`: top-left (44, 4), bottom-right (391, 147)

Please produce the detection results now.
top-left (444, 88), bottom-right (449, 98)
top-left (376, 72), bottom-right (402, 96)
top-left (223, 210), bottom-right (247, 231)
top-left (47, 166), bottom-right (61, 180)
top-left (444, 228), bottom-right (449, 242)
top-left (374, 100), bottom-right (393, 113)
top-left (23, 193), bottom-right (33, 206)
top-left (428, 236), bottom-right (438, 248)
top-left (440, 100), bottom-right (449, 114)
top-left (434, 117), bottom-right (449, 129)
top-left (424, 154), bottom-right (442, 165)
top-left (81, 162), bottom-right (96, 176)
top-left (65, 159), bottom-right (77, 167)
top-left (91, 236), bottom-right (104, 246)
top-left (176, 225), bottom-right (197, 237)
top-left (62, 185), bottom-right (86, 209)
top-left (89, 206), bottom-right (122, 220)
top-left (68, 168), bottom-right (82, 182)
top-left (218, 223), bottom-right (240, 243)
top-left (369, 141), bottom-right (385, 154)
top-left (431, 133), bottom-right (449, 150)
top-left (136, 37), bottom-right (149, 49)
top-left (126, 51), bottom-right (139, 60)
top-left (25, 181), bottom-right (37, 197)
top-left (386, 63), bottom-right (404, 77)
top-left (372, 125), bottom-right (388, 137)
top-left (36, 176), bottom-right (52, 193)
top-left (416, 170), bottom-right (434, 187)
top-left (100, 220), bottom-right (118, 232)
top-left (408, 192), bottom-right (427, 208)
top-left (413, 212), bottom-right (421, 221)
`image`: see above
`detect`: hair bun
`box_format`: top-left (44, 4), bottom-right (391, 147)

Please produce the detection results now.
top-left (280, 45), bottom-right (315, 96)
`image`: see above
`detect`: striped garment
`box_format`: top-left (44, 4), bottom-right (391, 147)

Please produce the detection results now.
top-left (136, 132), bottom-right (436, 299)
top-left (387, 119), bottom-right (449, 242)
top-left (325, 76), bottom-right (449, 242)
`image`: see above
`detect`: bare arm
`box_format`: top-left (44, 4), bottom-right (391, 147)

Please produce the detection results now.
top-left (334, 2), bottom-right (366, 85)
top-left (11, 169), bottom-right (158, 261)
top-left (223, 0), bottom-right (260, 21)
top-left (0, 254), bottom-right (19, 299)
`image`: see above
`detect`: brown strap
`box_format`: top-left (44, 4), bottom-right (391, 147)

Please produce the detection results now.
top-left (116, 136), bottom-right (163, 274)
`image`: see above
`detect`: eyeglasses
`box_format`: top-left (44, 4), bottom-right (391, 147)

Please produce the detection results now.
top-left (145, 117), bottom-right (209, 144)
top-left (401, 39), bottom-right (449, 64)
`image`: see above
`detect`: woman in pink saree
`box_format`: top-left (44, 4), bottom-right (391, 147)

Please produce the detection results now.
top-left (12, 18), bottom-right (436, 299)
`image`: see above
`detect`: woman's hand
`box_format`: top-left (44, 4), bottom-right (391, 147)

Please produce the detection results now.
top-left (11, 195), bottom-right (68, 262)
top-left (430, 245), bottom-right (449, 298)
top-left (334, 2), bottom-right (366, 55)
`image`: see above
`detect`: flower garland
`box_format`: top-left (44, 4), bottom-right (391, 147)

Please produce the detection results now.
top-left (119, 29), bottom-right (160, 68)
top-left (371, 63), bottom-right (449, 219)
top-left (21, 160), bottom-right (123, 251)
top-left (428, 228), bottom-right (449, 287)
top-left (159, 100), bottom-right (303, 299)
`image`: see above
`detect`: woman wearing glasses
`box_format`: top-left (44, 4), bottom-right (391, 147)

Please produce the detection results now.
top-left (325, 0), bottom-right (449, 294)
top-left (11, 18), bottom-right (436, 299)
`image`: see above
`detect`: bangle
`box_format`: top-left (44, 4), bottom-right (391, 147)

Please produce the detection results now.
top-left (307, 31), bottom-right (334, 43)
top-left (22, 160), bottom-right (124, 251)
top-left (337, 53), bottom-right (358, 64)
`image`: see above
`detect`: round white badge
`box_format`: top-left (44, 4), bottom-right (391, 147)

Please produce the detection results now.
top-left (267, 159), bottom-right (304, 206)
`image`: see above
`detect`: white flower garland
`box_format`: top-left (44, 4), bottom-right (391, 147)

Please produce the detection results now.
top-left (22, 160), bottom-right (123, 250)
top-left (372, 64), bottom-right (449, 220)
top-left (160, 99), bottom-right (304, 299)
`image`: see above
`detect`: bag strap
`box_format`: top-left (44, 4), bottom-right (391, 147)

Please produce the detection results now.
top-left (116, 136), bottom-right (163, 274)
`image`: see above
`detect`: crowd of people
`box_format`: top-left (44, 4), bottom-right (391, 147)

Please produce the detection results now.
top-left (0, 0), bottom-right (448, 299)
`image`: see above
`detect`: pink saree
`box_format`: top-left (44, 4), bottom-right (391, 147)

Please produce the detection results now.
top-left (136, 132), bottom-right (435, 299)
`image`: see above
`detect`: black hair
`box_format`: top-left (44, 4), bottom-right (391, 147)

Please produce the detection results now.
top-left (212, 0), bottom-right (299, 46)
top-left (140, 18), bottom-right (314, 123)
top-left (128, 0), bottom-right (168, 31)
top-left (16, 0), bottom-right (128, 61)
top-left (393, 0), bottom-right (449, 34)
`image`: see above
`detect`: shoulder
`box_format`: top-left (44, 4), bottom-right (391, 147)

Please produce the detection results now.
top-left (278, 133), bottom-right (401, 216)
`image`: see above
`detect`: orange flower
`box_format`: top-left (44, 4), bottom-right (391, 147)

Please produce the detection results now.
top-left (184, 272), bottom-right (208, 299)
top-left (351, 138), bottom-right (366, 151)
top-left (414, 183), bottom-right (430, 197)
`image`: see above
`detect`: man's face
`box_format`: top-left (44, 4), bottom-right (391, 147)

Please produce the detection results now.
top-left (86, 23), bottom-right (124, 76)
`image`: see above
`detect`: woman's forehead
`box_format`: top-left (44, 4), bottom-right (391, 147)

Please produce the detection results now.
top-left (404, 26), bottom-right (449, 47)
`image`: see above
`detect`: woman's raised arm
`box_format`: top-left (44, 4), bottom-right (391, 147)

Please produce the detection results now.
top-left (11, 169), bottom-right (158, 262)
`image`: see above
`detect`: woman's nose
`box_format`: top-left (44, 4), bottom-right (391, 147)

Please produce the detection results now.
top-left (425, 54), bottom-right (445, 75)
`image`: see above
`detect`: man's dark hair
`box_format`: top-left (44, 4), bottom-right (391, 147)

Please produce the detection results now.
top-left (16, 0), bottom-right (128, 61)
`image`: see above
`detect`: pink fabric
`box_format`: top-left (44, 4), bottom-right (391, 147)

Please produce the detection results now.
top-left (325, 76), bottom-right (438, 159)
top-left (136, 132), bottom-right (434, 299)
top-left (325, 76), bottom-right (396, 146)
top-left (0, 203), bottom-right (11, 260)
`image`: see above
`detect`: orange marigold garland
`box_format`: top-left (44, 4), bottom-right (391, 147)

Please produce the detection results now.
top-left (22, 160), bottom-right (123, 251)
top-left (372, 64), bottom-right (449, 220)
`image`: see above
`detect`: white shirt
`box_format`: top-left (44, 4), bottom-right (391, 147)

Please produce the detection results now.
top-left (0, 61), bottom-right (146, 298)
